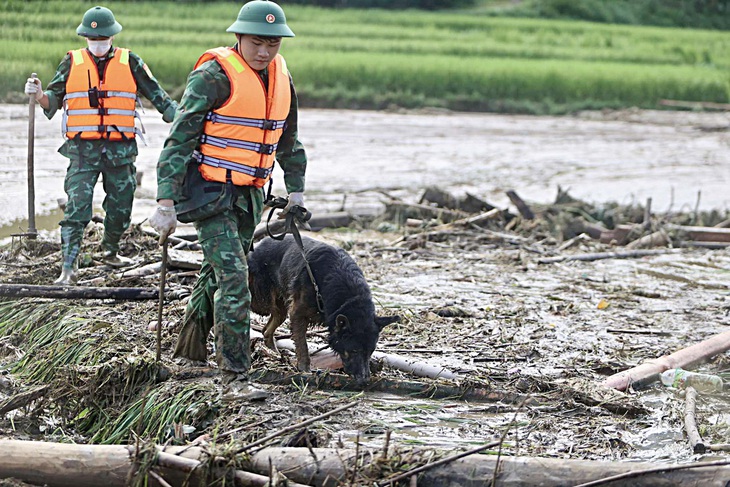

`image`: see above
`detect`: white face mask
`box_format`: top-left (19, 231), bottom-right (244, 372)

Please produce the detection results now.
top-left (87, 38), bottom-right (112, 57)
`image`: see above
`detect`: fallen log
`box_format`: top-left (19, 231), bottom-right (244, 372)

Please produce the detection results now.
top-left (117, 261), bottom-right (162, 278)
top-left (505, 189), bottom-right (535, 220)
top-left (624, 228), bottom-right (668, 249)
top-left (601, 329), bottom-right (730, 391)
top-left (537, 248), bottom-right (681, 264)
top-left (384, 201), bottom-right (469, 223)
top-left (253, 331), bottom-right (462, 381)
top-left (4, 440), bottom-right (730, 487)
top-left (141, 228), bottom-right (201, 251)
top-left (248, 369), bottom-right (534, 405)
top-left (248, 447), bottom-right (730, 487)
top-left (166, 249), bottom-right (203, 270)
top-left (684, 386), bottom-right (706, 454)
top-left (419, 186), bottom-right (460, 210)
top-left (461, 192), bottom-right (498, 214)
top-left (0, 385), bottom-right (49, 415)
top-left (623, 224), bottom-right (730, 249)
top-left (428, 208), bottom-right (505, 233)
top-left (0, 440), bottom-right (309, 487)
top-left (667, 224), bottom-right (730, 243)
top-left (0, 283), bottom-right (160, 300)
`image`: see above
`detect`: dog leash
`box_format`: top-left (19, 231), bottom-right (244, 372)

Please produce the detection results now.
top-left (264, 196), bottom-right (325, 313)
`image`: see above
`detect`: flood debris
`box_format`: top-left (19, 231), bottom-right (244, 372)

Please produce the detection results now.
top-left (602, 328), bottom-right (730, 391)
top-left (0, 186), bottom-right (729, 485)
top-left (683, 386), bottom-right (705, 454)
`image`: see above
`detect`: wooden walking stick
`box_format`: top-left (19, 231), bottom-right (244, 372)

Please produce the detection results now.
top-left (26, 73), bottom-right (38, 239)
top-left (156, 237), bottom-right (169, 362)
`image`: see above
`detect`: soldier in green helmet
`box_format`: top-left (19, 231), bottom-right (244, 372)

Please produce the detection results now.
top-left (24, 5), bottom-right (178, 286)
top-left (149, 0), bottom-right (307, 401)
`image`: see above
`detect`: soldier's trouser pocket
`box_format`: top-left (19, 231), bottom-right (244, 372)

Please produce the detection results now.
top-left (175, 164), bottom-right (237, 223)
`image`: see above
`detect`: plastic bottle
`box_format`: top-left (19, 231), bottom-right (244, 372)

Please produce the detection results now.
top-left (660, 368), bottom-right (724, 393)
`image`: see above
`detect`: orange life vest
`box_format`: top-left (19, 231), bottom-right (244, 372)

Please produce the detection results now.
top-left (193, 47), bottom-right (291, 187)
top-left (63, 47), bottom-right (140, 141)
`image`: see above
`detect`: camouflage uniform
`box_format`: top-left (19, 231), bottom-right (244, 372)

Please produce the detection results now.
top-left (156, 53), bottom-right (307, 374)
top-left (43, 47), bottom-right (178, 269)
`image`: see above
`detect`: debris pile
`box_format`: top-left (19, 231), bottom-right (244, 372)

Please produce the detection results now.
top-left (0, 187), bottom-right (728, 486)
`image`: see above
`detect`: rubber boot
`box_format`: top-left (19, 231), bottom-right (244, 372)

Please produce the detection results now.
top-left (54, 267), bottom-right (78, 286)
top-left (102, 251), bottom-right (133, 268)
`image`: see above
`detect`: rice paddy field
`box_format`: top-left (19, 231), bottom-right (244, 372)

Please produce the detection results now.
top-left (2, 0), bottom-right (730, 114)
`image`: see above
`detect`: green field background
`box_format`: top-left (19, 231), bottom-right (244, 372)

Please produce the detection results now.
top-left (2, 0), bottom-right (729, 114)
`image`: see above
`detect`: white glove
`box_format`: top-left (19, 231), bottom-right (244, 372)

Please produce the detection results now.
top-left (149, 205), bottom-right (177, 244)
top-left (280, 192), bottom-right (304, 216)
top-left (24, 78), bottom-right (43, 101)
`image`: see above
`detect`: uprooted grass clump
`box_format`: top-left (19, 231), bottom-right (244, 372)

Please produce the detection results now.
top-left (0, 300), bottom-right (219, 444)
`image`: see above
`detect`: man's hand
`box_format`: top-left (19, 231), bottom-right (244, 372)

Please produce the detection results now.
top-left (278, 192), bottom-right (304, 219)
top-left (24, 77), bottom-right (43, 102)
top-left (149, 199), bottom-right (177, 244)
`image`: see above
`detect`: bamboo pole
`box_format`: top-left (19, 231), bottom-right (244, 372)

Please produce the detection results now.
top-left (601, 329), bottom-right (730, 391)
top-left (274, 337), bottom-right (461, 380)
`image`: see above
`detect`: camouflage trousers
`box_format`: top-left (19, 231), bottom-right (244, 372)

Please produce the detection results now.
top-left (59, 157), bottom-right (136, 269)
top-left (173, 202), bottom-right (258, 374)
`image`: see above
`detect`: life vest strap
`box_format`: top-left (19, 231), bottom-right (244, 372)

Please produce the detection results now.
top-left (66, 108), bottom-right (139, 117)
top-left (205, 112), bottom-right (286, 130)
top-left (67, 125), bottom-right (140, 134)
top-left (193, 151), bottom-right (274, 179)
top-left (200, 134), bottom-right (277, 155)
top-left (64, 90), bottom-right (137, 101)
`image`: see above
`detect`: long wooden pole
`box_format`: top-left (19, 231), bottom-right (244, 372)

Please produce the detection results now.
top-left (26, 72), bottom-right (38, 238)
top-left (156, 238), bottom-right (169, 362)
top-left (601, 329), bottom-right (730, 391)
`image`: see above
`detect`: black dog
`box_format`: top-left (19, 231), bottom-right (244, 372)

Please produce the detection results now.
top-left (248, 235), bottom-right (399, 384)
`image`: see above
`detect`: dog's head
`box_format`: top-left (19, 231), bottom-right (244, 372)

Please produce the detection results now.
top-left (329, 313), bottom-right (400, 386)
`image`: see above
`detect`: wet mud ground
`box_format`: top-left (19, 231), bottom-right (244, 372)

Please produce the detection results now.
top-left (0, 104), bottom-right (729, 473)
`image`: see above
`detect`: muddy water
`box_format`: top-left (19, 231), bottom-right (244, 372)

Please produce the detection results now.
top-left (322, 225), bottom-right (730, 462)
top-left (1, 104), bottom-right (729, 237)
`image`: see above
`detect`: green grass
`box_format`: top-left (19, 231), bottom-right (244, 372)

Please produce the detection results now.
top-left (2, 1), bottom-right (729, 113)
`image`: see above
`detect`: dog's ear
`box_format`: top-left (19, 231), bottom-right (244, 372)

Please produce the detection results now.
top-left (335, 314), bottom-right (349, 333)
top-left (375, 315), bottom-right (400, 331)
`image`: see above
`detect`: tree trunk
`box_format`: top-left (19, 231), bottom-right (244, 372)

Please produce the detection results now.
top-left (248, 447), bottom-right (730, 487)
top-left (3, 441), bottom-right (729, 487)
top-left (248, 369), bottom-right (533, 405)
top-left (0, 283), bottom-right (159, 300)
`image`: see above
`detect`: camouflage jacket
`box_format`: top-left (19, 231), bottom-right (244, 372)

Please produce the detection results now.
top-left (155, 54), bottom-right (307, 214)
top-left (43, 46), bottom-right (179, 167)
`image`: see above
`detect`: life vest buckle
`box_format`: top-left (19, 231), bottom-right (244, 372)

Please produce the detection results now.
top-left (257, 143), bottom-right (275, 155)
top-left (254, 167), bottom-right (270, 179)
top-left (261, 119), bottom-right (276, 130)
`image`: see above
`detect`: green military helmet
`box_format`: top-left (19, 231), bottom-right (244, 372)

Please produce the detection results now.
top-left (76, 6), bottom-right (123, 38)
top-left (227, 0), bottom-right (295, 38)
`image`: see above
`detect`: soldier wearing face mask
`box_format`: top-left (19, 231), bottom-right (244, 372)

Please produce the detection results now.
top-left (24, 5), bottom-right (178, 286)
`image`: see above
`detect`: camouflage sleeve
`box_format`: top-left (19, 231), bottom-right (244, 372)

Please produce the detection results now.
top-left (156, 60), bottom-right (230, 202)
top-left (129, 51), bottom-right (178, 123)
top-left (42, 53), bottom-right (72, 120)
top-left (276, 76), bottom-right (307, 194)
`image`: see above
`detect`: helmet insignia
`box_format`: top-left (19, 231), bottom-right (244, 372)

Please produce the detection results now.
top-left (91, 21), bottom-right (97, 28)
top-left (266, 13), bottom-right (275, 23)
